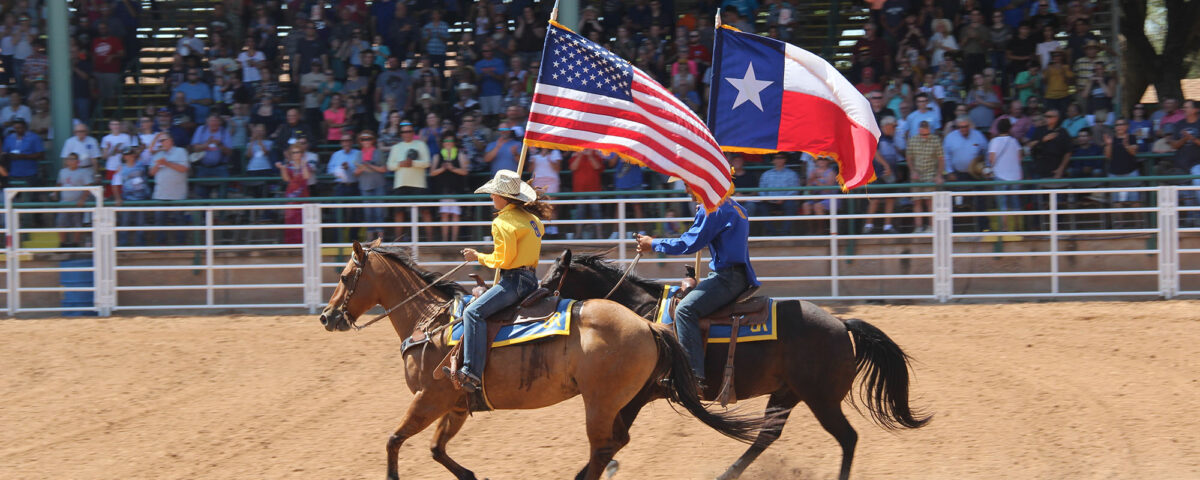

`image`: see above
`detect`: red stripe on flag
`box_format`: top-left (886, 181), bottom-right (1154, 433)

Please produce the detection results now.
top-left (778, 91), bottom-right (878, 189)
top-left (527, 109), bottom-right (727, 195)
top-left (632, 71), bottom-right (711, 130)
top-left (530, 93), bottom-right (727, 190)
top-left (629, 81), bottom-right (724, 155)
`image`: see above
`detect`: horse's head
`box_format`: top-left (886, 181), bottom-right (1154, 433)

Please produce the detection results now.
top-left (320, 238), bottom-right (384, 332)
top-left (539, 249), bottom-right (573, 293)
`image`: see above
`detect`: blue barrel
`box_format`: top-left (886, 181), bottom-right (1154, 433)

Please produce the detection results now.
top-left (60, 259), bottom-right (96, 316)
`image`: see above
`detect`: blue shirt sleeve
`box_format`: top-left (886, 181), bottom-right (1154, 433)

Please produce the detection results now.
top-left (653, 207), bottom-right (723, 255)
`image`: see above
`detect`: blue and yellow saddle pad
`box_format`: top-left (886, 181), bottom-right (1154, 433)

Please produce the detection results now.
top-left (446, 295), bottom-right (577, 347)
top-left (654, 286), bottom-right (778, 343)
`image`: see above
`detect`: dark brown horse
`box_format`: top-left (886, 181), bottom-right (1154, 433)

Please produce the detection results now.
top-left (319, 240), bottom-right (766, 480)
top-left (540, 250), bottom-right (931, 480)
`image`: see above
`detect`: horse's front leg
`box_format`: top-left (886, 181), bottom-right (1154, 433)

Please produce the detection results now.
top-left (429, 401), bottom-right (476, 480)
top-left (386, 390), bottom-right (453, 480)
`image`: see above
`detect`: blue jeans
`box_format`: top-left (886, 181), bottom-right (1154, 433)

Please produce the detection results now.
top-left (118, 209), bottom-right (146, 246)
top-left (1109, 171), bottom-right (1141, 203)
top-left (675, 266), bottom-right (751, 380)
top-left (755, 199), bottom-right (797, 235)
top-left (461, 268), bottom-right (539, 379)
top-left (155, 210), bottom-right (188, 245)
top-left (193, 164), bottom-right (230, 199)
top-left (994, 183), bottom-right (1023, 212)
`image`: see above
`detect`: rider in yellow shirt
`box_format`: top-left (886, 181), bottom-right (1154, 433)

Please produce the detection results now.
top-left (445, 169), bottom-right (551, 392)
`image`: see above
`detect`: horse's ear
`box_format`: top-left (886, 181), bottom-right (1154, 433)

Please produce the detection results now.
top-left (684, 265), bottom-right (696, 279)
top-left (368, 237), bottom-right (382, 249)
top-left (557, 249), bottom-right (573, 269)
top-left (352, 240), bottom-right (364, 260)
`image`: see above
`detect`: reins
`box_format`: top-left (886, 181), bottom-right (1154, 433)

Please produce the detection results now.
top-left (604, 252), bottom-right (641, 300)
top-left (353, 259), bottom-right (472, 331)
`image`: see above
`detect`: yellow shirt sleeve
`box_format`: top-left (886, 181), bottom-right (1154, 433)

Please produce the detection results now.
top-left (476, 217), bottom-right (518, 269)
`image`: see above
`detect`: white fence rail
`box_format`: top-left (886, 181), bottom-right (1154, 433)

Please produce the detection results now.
top-left (3, 185), bottom-right (1197, 316)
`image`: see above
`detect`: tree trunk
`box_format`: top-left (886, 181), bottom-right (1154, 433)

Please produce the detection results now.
top-left (1118, 0), bottom-right (1200, 113)
top-left (1120, 0), bottom-right (1155, 113)
top-left (1153, 59), bottom-right (1186, 108)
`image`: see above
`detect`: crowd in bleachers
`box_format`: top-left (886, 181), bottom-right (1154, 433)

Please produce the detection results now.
top-left (1, 0), bottom-right (1198, 245)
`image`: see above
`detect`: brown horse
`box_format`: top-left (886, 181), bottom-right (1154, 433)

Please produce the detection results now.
top-left (318, 240), bottom-right (766, 480)
top-left (539, 250), bottom-right (931, 480)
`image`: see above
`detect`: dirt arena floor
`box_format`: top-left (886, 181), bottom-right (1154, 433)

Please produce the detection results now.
top-left (3, 301), bottom-right (1199, 480)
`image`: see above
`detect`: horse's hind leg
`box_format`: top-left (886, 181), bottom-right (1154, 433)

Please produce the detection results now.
top-left (430, 407), bottom-right (476, 480)
top-left (575, 404), bottom-right (629, 480)
top-left (717, 390), bottom-right (800, 480)
top-left (574, 391), bottom-right (651, 479)
top-left (806, 398), bottom-right (858, 480)
top-left (386, 391), bottom-right (452, 480)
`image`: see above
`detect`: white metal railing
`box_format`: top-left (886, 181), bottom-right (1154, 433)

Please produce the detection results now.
top-left (2, 185), bottom-right (1197, 316)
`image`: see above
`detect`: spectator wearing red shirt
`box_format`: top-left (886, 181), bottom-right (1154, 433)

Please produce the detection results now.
top-left (851, 22), bottom-right (889, 83)
top-left (91, 22), bottom-right (125, 100)
top-left (856, 67), bottom-right (883, 95)
top-left (338, 0), bottom-right (368, 23)
top-left (685, 30), bottom-right (711, 67)
top-left (569, 149), bottom-right (605, 239)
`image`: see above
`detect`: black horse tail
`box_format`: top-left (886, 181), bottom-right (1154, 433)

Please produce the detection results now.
top-left (844, 318), bottom-right (932, 430)
top-left (646, 322), bottom-right (765, 443)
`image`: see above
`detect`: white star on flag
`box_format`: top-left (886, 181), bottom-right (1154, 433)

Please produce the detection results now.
top-left (725, 62), bottom-right (773, 111)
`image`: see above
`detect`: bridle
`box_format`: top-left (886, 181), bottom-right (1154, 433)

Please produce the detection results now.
top-left (332, 250), bottom-right (368, 327)
top-left (335, 248), bottom-right (471, 331)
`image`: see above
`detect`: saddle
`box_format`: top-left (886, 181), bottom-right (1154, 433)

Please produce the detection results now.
top-left (669, 278), bottom-right (768, 407)
top-left (436, 274), bottom-right (563, 408)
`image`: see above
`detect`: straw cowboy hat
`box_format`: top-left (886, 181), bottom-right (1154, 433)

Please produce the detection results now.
top-left (475, 169), bottom-right (537, 203)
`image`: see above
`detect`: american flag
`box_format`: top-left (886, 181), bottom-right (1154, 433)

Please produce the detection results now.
top-left (526, 22), bottom-right (732, 211)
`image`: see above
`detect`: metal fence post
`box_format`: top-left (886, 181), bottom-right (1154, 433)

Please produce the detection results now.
top-left (1049, 192), bottom-right (1059, 295)
top-left (205, 209), bottom-right (215, 308)
top-left (932, 191), bottom-right (953, 302)
top-left (830, 197), bottom-right (839, 299)
top-left (1157, 186), bottom-right (1179, 299)
top-left (302, 204), bottom-right (323, 313)
top-left (617, 199), bottom-right (627, 261)
top-left (409, 204), bottom-right (420, 261)
top-left (94, 199), bottom-right (116, 316)
top-left (5, 189), bottom-right (17, 315)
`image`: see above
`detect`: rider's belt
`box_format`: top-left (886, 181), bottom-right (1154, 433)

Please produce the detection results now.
top-left (503, 266), bottom-right (536, 273)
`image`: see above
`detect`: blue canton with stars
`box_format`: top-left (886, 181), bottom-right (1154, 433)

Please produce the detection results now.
top-left (707, 27), bottom-right (786, 150)
top-left (538, 24), bottom-right (635, 102)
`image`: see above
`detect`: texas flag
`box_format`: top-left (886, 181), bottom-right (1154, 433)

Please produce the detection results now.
top-left (707, 26), bottom-right (880, 190)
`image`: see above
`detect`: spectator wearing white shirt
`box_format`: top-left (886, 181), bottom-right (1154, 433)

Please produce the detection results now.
top-left (988, 118), bottom-right (1025, 226)
top-left (60, 123), bottom-right (101, 175)
top-left (149, 133), bottom-right (191, 244)
top-left (135, 116), bottom-right (159, 167)
top-left (237, 38), bottom-right (266, 91)
top-left (100, 119), bottom-right (132, 195)
top-left (0, 92), bottom-right (32, 132)
top-left (177, 25), bottom-right (205, 58)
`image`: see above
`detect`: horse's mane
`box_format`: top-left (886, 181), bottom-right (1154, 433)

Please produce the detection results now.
top-left (370, 246), bottom-right (467, 296)
top-left (571, 253), bottom-right (666, 293)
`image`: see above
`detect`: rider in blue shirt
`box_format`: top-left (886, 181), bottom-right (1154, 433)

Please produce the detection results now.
top-left (634, 196), bottom-right (759, 383)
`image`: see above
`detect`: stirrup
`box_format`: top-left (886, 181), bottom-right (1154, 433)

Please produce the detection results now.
top-left (442, 366), bottom-right (481, 393)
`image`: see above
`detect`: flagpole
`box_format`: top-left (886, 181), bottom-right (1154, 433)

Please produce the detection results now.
top-left (715, 8), bottom-right (722, 28)
top-left (497, 0), bottom-right (558, 286)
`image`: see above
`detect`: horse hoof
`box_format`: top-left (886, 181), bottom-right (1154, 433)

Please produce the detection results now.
top-left (604, 459), bottom-right (619, 479)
